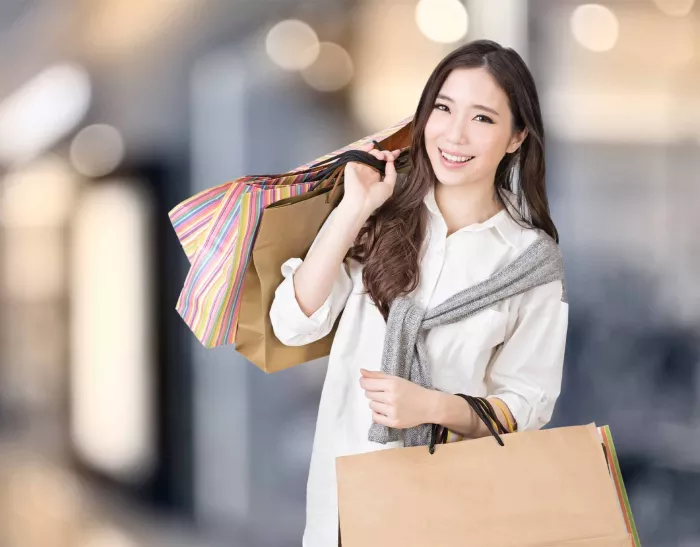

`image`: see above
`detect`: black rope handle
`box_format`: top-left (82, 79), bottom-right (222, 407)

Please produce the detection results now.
top-left (314, 148), bottom-right (411, 184)
top-left (316, 147), bottom-right (411, 205)
top-left (244, 146), bottom-right (411, 183)
top-left (429, 395), bottom-right (508, 454)
top-left (470, 397), bottom-right (508, 436)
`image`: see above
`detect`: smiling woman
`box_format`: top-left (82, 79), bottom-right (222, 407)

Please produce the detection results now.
top-left (347, 40), bottom-right (557, 318)
top-left (268, 39), bottom-right (568, 547)
top-left (426, 69), bottom-right (528, 235)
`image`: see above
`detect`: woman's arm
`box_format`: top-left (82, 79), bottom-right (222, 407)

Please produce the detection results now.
top-left (431, 394), bottom-right (516, 438)
top-left (293, 145), bottom-right (401, 315)
top-left (270, 145), bottom-right (401, 346)
top-left (268, 204), bottom-right (358, 346)
top-left (292, 200), bottom-right (369, 316)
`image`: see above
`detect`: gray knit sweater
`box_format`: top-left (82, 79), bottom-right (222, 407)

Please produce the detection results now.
top-left (367, 233), bottom-right (566, 447)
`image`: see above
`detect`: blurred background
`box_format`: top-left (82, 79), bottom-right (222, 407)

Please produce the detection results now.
top-left (0, 0), bottom-right (698, 545)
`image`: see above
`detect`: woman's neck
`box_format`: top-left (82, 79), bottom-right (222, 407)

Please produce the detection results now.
top-left (434, 181), bottom-right (503, 236)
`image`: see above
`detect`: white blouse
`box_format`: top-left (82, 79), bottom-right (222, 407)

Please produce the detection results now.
top-left (269, 187), bottom-right (569, 547)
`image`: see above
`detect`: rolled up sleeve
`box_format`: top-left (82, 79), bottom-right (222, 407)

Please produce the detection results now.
top-left (486, 280), bottom-right (569, 431)
top-left (269, 209), bottom-right (353, 347)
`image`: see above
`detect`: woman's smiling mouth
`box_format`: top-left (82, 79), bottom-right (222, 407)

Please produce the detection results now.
top-left (439, 148), bottom-right (474, 167)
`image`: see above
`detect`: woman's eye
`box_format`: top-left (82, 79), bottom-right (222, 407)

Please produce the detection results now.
top-left (474, 114), bottom-right (494, 124)
top-left (434, 103), bottom-right (449, 113)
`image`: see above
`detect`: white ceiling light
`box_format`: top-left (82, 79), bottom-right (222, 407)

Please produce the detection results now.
top-left (301, 42), bottom-right (354, 92)
top-left (70, 182), bottom-right (155, 483)
top-left (0, 64), bottom-right (91, 165)
top-left (70, 124), bottom-right (125, 178)
top-left (415, 0), bottom-right (469, 44)
top-left (652, 0), bottom-right (695, 17)
top-left (570, 4), bottom-right (619, 52)
top-left (265, 19), bottom-right (320, 71)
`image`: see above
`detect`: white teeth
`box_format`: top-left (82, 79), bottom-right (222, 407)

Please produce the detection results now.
top-left (440, 150), bottom-right (473, 163)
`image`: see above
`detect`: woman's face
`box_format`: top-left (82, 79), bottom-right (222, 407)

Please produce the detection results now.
top-left (423, 67), bottom-right (526, 189)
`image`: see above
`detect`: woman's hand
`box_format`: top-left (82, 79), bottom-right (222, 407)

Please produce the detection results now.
top-left (360, 369), bottom-right (439, 429)
top-left (340, 142), bottom-right (401, 219)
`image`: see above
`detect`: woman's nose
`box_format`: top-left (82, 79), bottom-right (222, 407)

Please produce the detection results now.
top-left (445, 120), bottom-right (468, 145)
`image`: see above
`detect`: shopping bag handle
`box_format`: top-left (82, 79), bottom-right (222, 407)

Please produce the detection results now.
top-left (317, 148), bottom-right (411, 185)
top-left (429, 395), bottom-right (508, 454)
top-left (318, 147), bottom-right (411, 205)
top-left (245, 146), bottom-right (410, 183)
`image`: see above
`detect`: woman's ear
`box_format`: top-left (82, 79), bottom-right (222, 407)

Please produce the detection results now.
top-left (506, 127), bottom-right (528, 154)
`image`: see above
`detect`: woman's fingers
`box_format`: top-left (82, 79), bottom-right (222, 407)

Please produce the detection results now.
top-left (354, 144), bottom-right (399, 184)
top-left (360, 377), bottom-right (388, 391)
top-left (359, 141), bottom-right (375, 151)
top-left (359, 144), bottom-right (400, 162)
top-left (364, 389), bottom-right (391, 403)
top-left (372, 412), bottom-right (394, 426)
top-left (369, 401), bottom-right (392, 416)
top-left (383, 152), bottom-right (397, 181)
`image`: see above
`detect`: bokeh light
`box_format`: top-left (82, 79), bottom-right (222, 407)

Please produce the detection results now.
top-left (570, 4), bottom-right (619, 52)
top-left (70, 182), bottom-right (155, 483)
top-left (415, 0), bottom-right (469, 44)
top-left (70, 124), bottom-right (125, 178)
top-left (0, 64), bottom-right (91, 165)
top-left (265, 19), bottom-right (320, 71)
top-left (301, 42), bottom-right (354, 92)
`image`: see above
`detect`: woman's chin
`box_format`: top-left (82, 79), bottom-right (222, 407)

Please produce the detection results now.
top-left (434, 173), bottom-right (468, 187)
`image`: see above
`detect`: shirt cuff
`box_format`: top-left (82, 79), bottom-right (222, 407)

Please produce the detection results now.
top-left (276, 258), bottom-right (333, 334)
top-left (489, 391), bottom-right (536, 433)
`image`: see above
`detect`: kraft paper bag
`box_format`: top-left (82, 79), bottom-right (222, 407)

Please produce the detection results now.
top-left (234, 122), bottom-right (413, 373)
top-left (336, 424), bottom-right (640, 547)
top-left (234, 186), bottom-right (340, 373)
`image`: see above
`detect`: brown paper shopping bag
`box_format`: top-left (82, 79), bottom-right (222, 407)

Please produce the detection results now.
top-left (234, 187), bottom-right (340, 373)
top-left (336, 424), bottom-right (639, 547)
top-left (234, 121), bottom-right (413, 373)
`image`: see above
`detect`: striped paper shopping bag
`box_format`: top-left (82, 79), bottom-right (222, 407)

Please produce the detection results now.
top-left (169, 117), bottom-right (412, 349)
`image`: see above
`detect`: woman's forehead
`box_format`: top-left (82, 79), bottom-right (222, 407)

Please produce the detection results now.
top-left (438, 67), bottom-right (509, 113)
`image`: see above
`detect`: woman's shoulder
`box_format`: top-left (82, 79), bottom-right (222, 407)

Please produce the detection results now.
top-left (498, 188), bottom-right (558, 250)
top-left (495, 189), bottom-right (533, 249)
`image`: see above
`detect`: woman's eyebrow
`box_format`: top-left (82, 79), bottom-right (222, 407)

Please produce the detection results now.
top-left (473, 104), bottom-right (500, 116)
top-left (435, 94), bottom-right (500, 117)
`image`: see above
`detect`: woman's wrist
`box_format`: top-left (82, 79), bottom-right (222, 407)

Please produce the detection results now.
top-left (424, 389), bottom-right (446, 426)
top-left (429, 391), bottom-right (479, 437)
top-left (336, 198), bottom-right (372, 227)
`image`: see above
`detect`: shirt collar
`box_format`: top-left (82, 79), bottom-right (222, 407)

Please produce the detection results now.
top-left (423, 185), bottom-right (523, 248)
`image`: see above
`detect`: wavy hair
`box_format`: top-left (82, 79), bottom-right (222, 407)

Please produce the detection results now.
top-left (347, 40), bottom-right (558, 320)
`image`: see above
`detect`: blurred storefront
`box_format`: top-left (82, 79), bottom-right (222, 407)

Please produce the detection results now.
top-left (0, 1), bottom-right (698, 546)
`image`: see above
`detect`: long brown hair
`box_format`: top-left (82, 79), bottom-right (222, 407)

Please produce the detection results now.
top-left (347, 39), bottom-right (558, 320)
